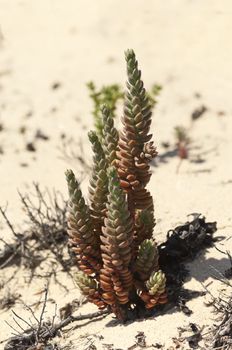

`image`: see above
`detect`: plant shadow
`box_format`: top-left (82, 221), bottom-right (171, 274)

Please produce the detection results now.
top-left (152, 148), bottom-right (178, 166)
top-left (105, 232), bottom-right (231, 328)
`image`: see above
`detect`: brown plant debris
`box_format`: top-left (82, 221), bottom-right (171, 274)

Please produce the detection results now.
top-left (135, 331), bottom-right (147, 347)
top-left (191, 105), bottom-right (207, 121)
top-left (26, 142), bottom-right (36, 152)
top-left (0, 184), bottom-right (71, 286)
top-left (3, 288), bottom-right (108, 350)
top-left (203, 257), bottom-right (232, 350)
top-left (51, 81), bottom-right (62, 90)
top-left (157, 214), bottom-right (217, 314)
top-left (35, 129), bottom-right (50, 141)
top-left (158, 213), bottom-right (217, 261)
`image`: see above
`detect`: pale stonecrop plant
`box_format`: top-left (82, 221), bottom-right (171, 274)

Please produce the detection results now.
top-left (65, 49), bottom-right (167, 320)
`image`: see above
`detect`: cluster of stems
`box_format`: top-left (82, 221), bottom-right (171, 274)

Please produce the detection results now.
top-left (66, 50), bottom-right (167, 320)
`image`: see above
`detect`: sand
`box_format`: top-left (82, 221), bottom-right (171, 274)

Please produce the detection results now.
top-left (0, 1), bottom-right (232, 349)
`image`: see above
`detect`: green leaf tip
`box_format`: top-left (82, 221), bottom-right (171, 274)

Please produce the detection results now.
top-left (140, 238), bottom-right (155, 250)
top-left (65, 168), bottom-right (73, 177)
top-left (88, 129), bottom-right (105, 166)
top-left (107, 166), bottom-right (122, 197)
top-left (107, 166), bottom-right (118, 180)
top-left (125, 49), bottom-right (135, 61)
top-left (101, 104), bottom-right (109, 114)
top-left (65, 169), bottom-right (76, 193)
top-left (138, 210), bottom-right (154, 226)
top-left (88, 130), bottom-right (99, 144)
top-left (101, 105), bottom-right (118, 166)
top-left (74, 271), bottom-right (97, 291)
top-left (146, 270), bottom-right (166, 296)
top-left (101, 105), bottom-right (112, 123)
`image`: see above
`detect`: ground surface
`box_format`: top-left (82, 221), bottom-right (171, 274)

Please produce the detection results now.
top-left (0, 1), bottom-right (232, 349)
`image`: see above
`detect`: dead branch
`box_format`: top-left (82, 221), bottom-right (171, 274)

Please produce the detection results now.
top-left (0, 239), bottom-right (21, 268)
top-left (0, 206), bottom-right (19, 238)
top-left (4, 308), bottom-right (109, 350)
top-left (36, 286), bottom-right (48, 340)
top-left (209, 295), bottom-right (232, 349)
top-left (0, 184), bottom-right (72, 286)
top-left (202, 253), bottom-right (232, 349)
top-left (2, 287), bottom-right (109, 349)
top-left (0, 206), bottom-right (32, 269)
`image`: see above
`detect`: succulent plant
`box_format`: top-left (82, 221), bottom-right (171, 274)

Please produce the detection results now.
top-left (140, 270), bottom-right (167, 309)
top-left (74, 271), bottom-right (106, 309)
top-left (135, 239), bottom-right (159, 282)
top-left (102, 105), bottom-right (119, 166)
top-left (66, 50), bottom-right (167, 320)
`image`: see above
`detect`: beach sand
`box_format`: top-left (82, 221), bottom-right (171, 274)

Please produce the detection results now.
top-left (0, 1), bottom-right (232, 349)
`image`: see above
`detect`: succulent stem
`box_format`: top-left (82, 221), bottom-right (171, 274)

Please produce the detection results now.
top-left (100, 167), bottom-right (134, 306)
top-left (88, 131), bottom-right (108, 232)
top-left (116, 50), bottom-right (157, 215)
top-left (102, 105), bottom-right (119, 166)
top-left (66, 169), bottom-right (101, 275)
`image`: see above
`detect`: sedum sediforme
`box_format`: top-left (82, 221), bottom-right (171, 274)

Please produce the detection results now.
top-left (140, 270), bottom-right (168, 309)
top-left (116, 49), bottom-right (157, 214)
top-left (135, 239), bottom-right (159, 282)
top-left (65, 50), bottom-right (167, 321)
top-left (74, 271), bottom-right (106, 309)
top-left (66, 169), bottom-right (101, 275)
top-left (88, 131), bottom-right (108, 232)
top-left (100, 167), bottom-right (134, 307)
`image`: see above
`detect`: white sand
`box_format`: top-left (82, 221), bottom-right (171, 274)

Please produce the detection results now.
top-left (0, 1), bottom-right (232, 349)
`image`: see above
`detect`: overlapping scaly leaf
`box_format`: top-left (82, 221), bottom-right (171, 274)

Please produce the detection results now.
top-left (102, 105), bottom-right (119, 166)
top-left (88, 131), bottom-right (108, 232)
top-left (66, 169), bottom-right (101, 275)
top-left (65, 50), bottom-right (167, 321)
top-left (100, 167), bottom-right (134, 306)
top-left (135, 239), bottom-right (159, 281)
top-left (116, 49), bottom-right (157, 214)
top-left (140, 270), bottom-right (168, 308)
top-left (75, 271), bottom-right (106, 309)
